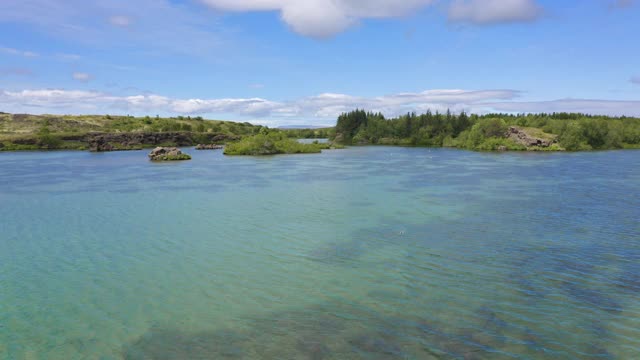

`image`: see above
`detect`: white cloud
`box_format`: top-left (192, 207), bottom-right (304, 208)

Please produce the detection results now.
top-left (200, 0), bottom-right (436, 38)
top-left (1, 88), bottom-right (637, 126)
top-left (0, 46), bottom-right (39, 57)
top-left (0, 0), bottom-right (547, 43)
top-left (482, 98), bottom-right (640, 116)
top-left (72, 72), bottom-right (92, 82)
top-left (0, 89), bottom-right (107, 109)
top-left (449, 0), bottom-right (542, 25)
top-left (108, 15), bottom-right (133, 27)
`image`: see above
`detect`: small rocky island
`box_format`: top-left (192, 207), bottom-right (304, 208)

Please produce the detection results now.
top-left (148, 147), bottom-right (192, 161)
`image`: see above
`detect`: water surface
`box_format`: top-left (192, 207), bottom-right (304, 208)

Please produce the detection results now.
top-left (1, 147), bottom-right (639, 359)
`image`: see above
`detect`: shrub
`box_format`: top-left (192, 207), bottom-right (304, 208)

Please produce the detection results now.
top-left (475, 138), bottom-right (526, 151)
top-left (224, 132), bottom-right (336, 155)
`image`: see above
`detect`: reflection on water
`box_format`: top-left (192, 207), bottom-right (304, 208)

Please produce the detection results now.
top-left (0, 147), bottom-right (639, 359)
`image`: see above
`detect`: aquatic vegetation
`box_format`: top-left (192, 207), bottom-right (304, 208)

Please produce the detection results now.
top-left (122, 301), bottom-right (526, 360)
top-left (2, 147), bottom-right (638, 359)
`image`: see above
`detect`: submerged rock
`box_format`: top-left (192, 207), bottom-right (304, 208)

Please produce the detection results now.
top-left (195, 143), bottom-right (223, 150)
top-left (148, 147), bottom-right (191, 161)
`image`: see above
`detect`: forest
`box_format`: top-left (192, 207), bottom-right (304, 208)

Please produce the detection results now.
top-left (332, 109), bottom-right (640, 151)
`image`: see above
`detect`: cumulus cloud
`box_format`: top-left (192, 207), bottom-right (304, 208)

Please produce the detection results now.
top-left (72, 72), bottom-right (92, 82)
top-left (200, 0), bottom-right (436, 37)
top-left (1, 88), bottom-right (637, 125)
top-left (0, 89), bottom-right (107, 110)
top-left (0, 88), bottom-right (510, 124)
top-left (0, 0), bottom-right (547, 42)
top-left (448, 0), bottom-right (542, 25)
top-left (483, 98), bottom-right (640, 116)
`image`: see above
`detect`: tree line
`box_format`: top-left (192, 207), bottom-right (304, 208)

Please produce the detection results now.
top-left (333, 109), bottom-right (640, 151)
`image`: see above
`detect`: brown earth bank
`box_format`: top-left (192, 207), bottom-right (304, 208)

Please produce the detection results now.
top-left (87, 132), bottom-right (238, 152)
top-left (506, 126), bottom-right (558, 148)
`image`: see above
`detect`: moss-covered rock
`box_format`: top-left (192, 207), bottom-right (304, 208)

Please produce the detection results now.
top-left (148, 147), bottom-right (191, 161)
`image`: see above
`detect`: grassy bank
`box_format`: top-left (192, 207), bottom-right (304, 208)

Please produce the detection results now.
top-left (0, 113), bottom-right (264, 151)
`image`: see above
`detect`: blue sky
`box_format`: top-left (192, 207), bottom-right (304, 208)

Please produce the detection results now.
top-left (0, 0), bottom-right (639, 126)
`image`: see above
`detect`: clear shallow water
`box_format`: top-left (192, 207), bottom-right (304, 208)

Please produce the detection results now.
top-left (0, 146), bottom-right (639, 359)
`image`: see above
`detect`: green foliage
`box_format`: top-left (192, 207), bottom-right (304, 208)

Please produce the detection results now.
top-left (37, 126), bottom-right (62, 149)
top-left (281, 127), bottom-right (332, 139)
top-left (558, 122), bottom-right (591, 151)
top-left (475, 138), bottom-right (526, 151)
top-left (331, 110), bottom-right (640, 151)
top-left (224, 131), bottom-right (336, 156)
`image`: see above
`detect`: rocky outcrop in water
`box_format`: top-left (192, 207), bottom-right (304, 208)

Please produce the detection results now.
top-left (195, 144), bottom-right (224, 150)
top-left (148, 147), bottom-right (191, 161)
top-left (87, 132), bottom-right (238, 152)
top-left (506, 127), bottom-right (557, 148)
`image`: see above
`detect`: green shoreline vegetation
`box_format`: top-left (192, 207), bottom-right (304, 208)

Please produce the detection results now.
top-left (224, 128), bottom-right (340, 155)
top-left (0, 113), bottom-right (266, 151)
top-left (333, 110), bottom-right (640, 151)
top-left (1, 110), bottom-right (639, 154)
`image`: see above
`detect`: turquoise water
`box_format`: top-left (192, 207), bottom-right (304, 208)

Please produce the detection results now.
top-left (1, 147), bottom-right (639, 359)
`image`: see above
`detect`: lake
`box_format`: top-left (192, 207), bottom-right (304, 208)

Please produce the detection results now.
top-left (1, 147), bottom-right (639, 359)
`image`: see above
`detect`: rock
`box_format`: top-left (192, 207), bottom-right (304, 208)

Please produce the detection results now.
top-left (90, 137), bottom-right (115, 152)
top-left (498, 145), bottom-right (508, 151)
top-left (87, 132), bottom-right (238, 152)
top-left (11, 137), bottom-right (38, 145)
top-left (195, 144), bottom-right (223, 150)
top-left (506, 127), bottom-right (556, 148)
top-left (148, 147), bottom-right (191, 161)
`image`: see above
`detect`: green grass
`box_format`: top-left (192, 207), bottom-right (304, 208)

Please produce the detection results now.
top-left (224, 132), bottom-right (340, 156)
top-left (515, 126), bottom-right (558, 141)
top-left (0, 112), bottom-right (266, 151)
top-left (475, 138), bottom-right (527, 151)
top-left (0, 113), bottom-right (263, 139)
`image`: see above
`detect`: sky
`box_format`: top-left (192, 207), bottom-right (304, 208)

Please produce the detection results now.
top-left (0, 0), bottom-right (639, 127)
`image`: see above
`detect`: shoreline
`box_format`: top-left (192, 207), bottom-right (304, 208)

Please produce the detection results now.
top-left (2, 143), bottom-right (639, 154)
